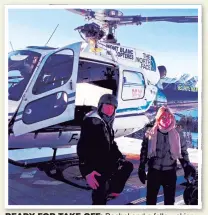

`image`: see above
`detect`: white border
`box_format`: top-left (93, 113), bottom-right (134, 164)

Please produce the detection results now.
top-left (5, 4), bottom-right (202, 210)
top-left (197, 4), bottom-right (202, 210)
top-left (5, 4), bottom-right (202, 9)
top-left (5, 6), bottom-right (9, 210)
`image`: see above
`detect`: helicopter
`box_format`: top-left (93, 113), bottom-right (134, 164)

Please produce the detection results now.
top-left (8, 8), bottom-right (198, 170)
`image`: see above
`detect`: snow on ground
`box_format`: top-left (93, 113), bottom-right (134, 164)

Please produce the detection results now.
top-left (116, 136), bottom-right (199, 164)
top-left (116, 136), bottom-right (142, 155)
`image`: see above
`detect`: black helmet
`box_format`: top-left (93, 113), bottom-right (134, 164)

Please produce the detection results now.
top-left (98, 94), bottom-right (118, 110)
top-left (183, 173), bottom-right (198, 205)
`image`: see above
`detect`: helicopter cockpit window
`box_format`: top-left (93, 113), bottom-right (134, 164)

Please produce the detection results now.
top-left (32, 49), bottom-right (74, 95)
top-left (8, 50), bottom-right (40, 101)
top-left (122, 70), bottom-right (145, 100)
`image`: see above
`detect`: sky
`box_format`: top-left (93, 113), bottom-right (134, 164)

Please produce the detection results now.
top-left (8, 7), bottom-right (199, 78)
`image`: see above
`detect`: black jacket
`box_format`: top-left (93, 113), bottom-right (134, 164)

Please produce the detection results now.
top-left (139, 127), bottom-right (190, 171)
top-left (77, 115), bottom-right (123, 178)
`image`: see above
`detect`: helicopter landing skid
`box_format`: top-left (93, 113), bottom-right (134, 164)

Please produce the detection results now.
top-left (40, 162), bottom-right (90, 190)
top-left (9, 148), bottom-right (90, 190)
top-left (37, 148), bottom-right (90, 190)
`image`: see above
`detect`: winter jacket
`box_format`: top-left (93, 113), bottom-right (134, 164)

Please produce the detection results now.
top-left (139, 127), bottom-right (190, 171)
top-left (77, 111), bottom-right (123, 178)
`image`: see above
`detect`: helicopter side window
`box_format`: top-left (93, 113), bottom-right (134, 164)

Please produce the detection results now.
top-left (122, 70), bottom-right (145, 100)
top-left (32, 49), bottom-right (74, 95)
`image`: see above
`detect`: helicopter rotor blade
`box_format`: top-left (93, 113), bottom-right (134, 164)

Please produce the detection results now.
top-left (118, 15), bottom-right (198, 25)
top-left (140, 16), bottom-right (198, 23)
top-left (66, 9), bottom-right (95, 19)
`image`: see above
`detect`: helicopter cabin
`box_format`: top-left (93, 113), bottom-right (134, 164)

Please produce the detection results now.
top-left (9, 42), bottom-right (159, 140)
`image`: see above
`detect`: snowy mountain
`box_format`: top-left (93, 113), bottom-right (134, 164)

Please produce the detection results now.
top-left (185, 76), bottom-right (198, 87)
top-left (157, 74), bottom-right (198, 89)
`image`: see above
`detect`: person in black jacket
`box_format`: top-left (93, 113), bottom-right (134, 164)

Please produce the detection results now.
top-left (138, 106), bottom-right (196, 205)
top-left (77, 94), bottom-right (133, 205)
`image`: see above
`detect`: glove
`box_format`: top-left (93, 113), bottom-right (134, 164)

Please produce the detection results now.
top-left (184, 163), bottom-right (196, 179)
top-left (86, 171), bottom-right (101, 190)
top-left (138, 167), bottom-right (147, 184)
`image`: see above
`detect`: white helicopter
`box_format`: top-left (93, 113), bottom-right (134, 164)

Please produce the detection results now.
top-left (8, 9), bottom-right (198, 169)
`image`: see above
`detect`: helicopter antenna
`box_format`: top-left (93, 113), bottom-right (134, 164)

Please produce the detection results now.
top-left (45, 24), bottom-right (59, 46)
top-left (10, 41), bottom-right (14, 51)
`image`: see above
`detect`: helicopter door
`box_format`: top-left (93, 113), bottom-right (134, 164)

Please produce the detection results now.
top-left (13, 42), bottom-right (81, 136)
